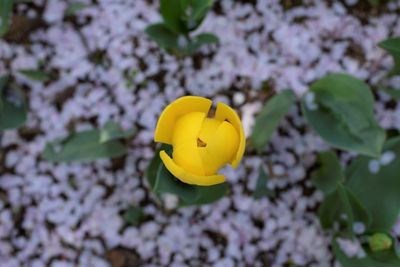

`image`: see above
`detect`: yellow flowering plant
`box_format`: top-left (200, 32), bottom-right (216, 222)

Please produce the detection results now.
top-left (154, 96), bottom-right (245, 186)
top-left (146, 96), bottom-right (245, 207)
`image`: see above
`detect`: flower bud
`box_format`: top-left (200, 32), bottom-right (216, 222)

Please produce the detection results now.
top-left (368, 233), bottom-right (393, 252)
top-left (154, 96), bottom-right (245, 186)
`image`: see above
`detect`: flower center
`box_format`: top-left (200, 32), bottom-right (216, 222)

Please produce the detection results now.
top-left (197, 138), bottom-right (207, 147)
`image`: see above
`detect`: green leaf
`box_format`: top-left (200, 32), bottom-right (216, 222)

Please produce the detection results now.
top-left (145, 25), bottom-right (218, 56)
top-left (311, 151), bottom-right (344, 195)
top-left (122, 206), bottom-right (145, 226)
top-left (180, 182), bottom-right (228, 207)
top-left (192, 0), bottom-right (214, 20)
top-left (194, 33), bottom-right (218, 44)
top-left (186, 33), bottom-right (219, 54)
top-left (180, 0), bottom-right (214, 31)
top-left (253, 165), bottom-right (275, 199)
top-left (42, 129), bottom-right (127, 162)
top-left (381, 87), bottom-right (400, 100)
top-left (145, 23), bottom-right (179, 51)
top-left (252, 90), bottom-right (295, 152)
top-left (154, 162), bottom-right (199, 204)
top-left (99, 121), bottom-right (135, 143)
top-left (146, 144), bottom-right (170, 189)
top-left (0, 0), bottom-right (13, 37)
top-left (345, 137), bottom-right (400, 232)
top-left (379, 37), bottom-right (400, 75)
top-left (19, 69), bottom-right (50, 82)
top-left (65, 2), bottom-right (88, 16)
top-left (159, 0), bottom-right (214, 34)
top-left (160, 0), bottom-right (214, 36)
top-left (302, 73), bottom-right (385, 158)
top-left (318, 183), bottom-right (370, 238)
top-left (0, 76), bottom-right (27, 131)
top-left (160, 0), bottom-right (186, 33)
top-left (333, 238), bottom-right (400, 267)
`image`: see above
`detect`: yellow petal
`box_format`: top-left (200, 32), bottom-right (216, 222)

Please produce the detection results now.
top-left (171, 112), bottom-right (205, 149)
top-left (172, 112), bottom-right (206, 175)
top-left (197, 118), bottom-right (222, 144)
top-left (214, 102), bottom-right (245, 168)
top-left (154, 96), bottom-right (212, 144)
top-left (200, 121), bottom-right (239, 175)
top-left (160, 150), bottom-right (225, 186)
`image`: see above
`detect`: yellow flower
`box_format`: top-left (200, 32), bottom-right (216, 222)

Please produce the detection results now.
top-left (154, 96), bottom-right (245, 186)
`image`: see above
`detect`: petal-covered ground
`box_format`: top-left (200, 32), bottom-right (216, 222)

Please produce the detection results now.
top-left (1, 0), bottom-right (400, 266)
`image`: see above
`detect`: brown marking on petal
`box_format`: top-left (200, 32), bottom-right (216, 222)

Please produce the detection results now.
top-left (197, 138), bottom-right (207, 147)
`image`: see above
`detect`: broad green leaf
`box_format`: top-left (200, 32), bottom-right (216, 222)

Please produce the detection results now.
top-left (345, 137), bottom-right (400, 232)
top-left (180, 0), bottom-right (214, 31)
top-left (191, 0), bottom-right (214, 20)
top-left (145, 23), bottom-right (179, 51)
top-left (146, 144), bottom-right (171, 189)
top-left (186, 33), bottom-right (219, 54)
top-left (194, 33), bottom-right (218, 44)
top-left (19, 69), bottom-right (50, 82)
top-left (99, 121), bottom-right (135, 143)
top-left (153, 162), bottom-right (199, 204)
top-left (318, 183), bottom-right (370, 238)
top-left (381, 87), bottom-right (400, 100)
top-left (311, 151), bottom-right (344, 195)
top-left (252, 90), bottom-right (295, 152)
top-left (146, 23), bottom-right (215, 56)
top-left (42, 129), bottom-right (127, 162)
top-left (180, 182), bottom-right (228, 207)
top-left (333, 238), bottom-right (400, 267)
top-left (253, 165), bottom-right (275, 199)
top-left (0, 0), bottom-right (13, 37)
top-left (65, 2), bottom-right (88, 16)
top-left (160, 0), bottom-right (187, 33)
top-left (122, 206), bottom-right (145, 226)
top-left (159, 0), bottom-right (214, 34)
top-left (0, 76), bottom-right (27, 131)
top-left (379, 38), bottom-right (400, 75)
top-left (146, 26), bottom-right (217, 56)
top-left (302, 73), bottom-right (385, 158)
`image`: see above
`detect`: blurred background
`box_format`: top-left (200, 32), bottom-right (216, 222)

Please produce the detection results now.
top-left (1, 0), bottom-right (400, 267)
